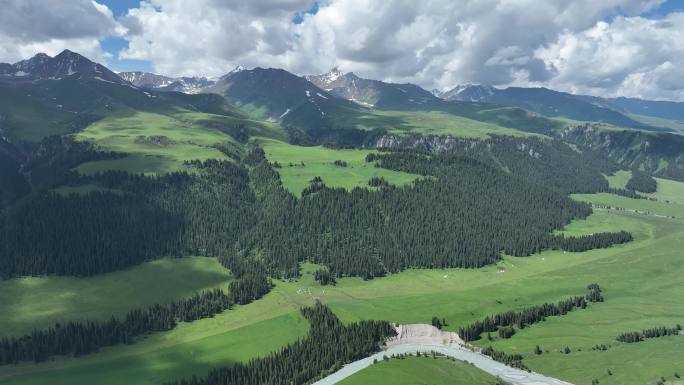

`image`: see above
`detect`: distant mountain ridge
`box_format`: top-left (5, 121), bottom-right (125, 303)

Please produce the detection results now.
top-left (205, 67), bottom-right (362, 138)
top-left (436, 84), bottom-right (496, 102)
top-left (305, 68), bottom-right (438, 109)
top-left (119, 71), bottom-right (215, 94)
top-left (437, 84), bottom-right (650, 129)
top-left (0, 50), bottom-right (124, 84)
top-left (437, 84), bottom-right (684, 130)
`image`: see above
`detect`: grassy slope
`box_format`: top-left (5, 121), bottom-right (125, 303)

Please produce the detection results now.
top-left (605, 170), bottom-right (631, 189)
top-left (74, 110), bottom-right (234, 175)
top-left (0, 257), bottom-right (230, 337)
top-left (0, 86), bottom-right (75, 142)
top-left (646, 176), bottom-right (684, 204)
top-left (258, 138), bottom-right (421, 195)
top-left (355, 110), bottom-right (537, 139)
top-left (172, 111), bottom-right (287, 142)
top-left (0, 313), bottom-right (308, 385)
top-left (338, 356), bottom-right (499, 385)
top-left (627, 113), bottom-right (684, 133)
top-left (572, 192), bottom-right (684, 218)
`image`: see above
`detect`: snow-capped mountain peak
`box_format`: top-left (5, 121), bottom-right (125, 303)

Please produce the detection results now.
top-left (439, 84), bottom-right (497, 102)
top-left (3, 50), bottom-right (124, 83)
top-left (323, 67), bottom-right (343, 83)
top-left (119, 71), bottom-right (215, 93)
top-left (12, 53), bottom-right (52, 74)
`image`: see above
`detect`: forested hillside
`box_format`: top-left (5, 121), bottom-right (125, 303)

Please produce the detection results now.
top-left (559, 124), bottom-right (684, 181)
top-left (0, 141), bottom-right (632, 281)
top-left (375, 134), bottom-right (617, 194)
top-left (0, 160), bottom-right (256, 278)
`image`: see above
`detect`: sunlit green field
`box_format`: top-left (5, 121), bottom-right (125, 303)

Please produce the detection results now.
top-left (258, 138), bottom-right (421, 195)
top-left (572, 192), bottom-right (684, 218)
top-left (74, 111), bottom-right (235, 175)
top-left (2, 180), bottom-right (684, 385)
top-left (172, 111), bottom-right (287, 142)
top-left (0, 257), bottom-right (230, 337)
top-left (647, 176), bottom-right (684, 205)
top-left (355, 110), bottom-right (537, 139)
top-left (628, 113), bottom-right (684, 133)
top-left (339, 356), bottom-right (499, 385)
top-left (0, 313), bottom-right (308, 385)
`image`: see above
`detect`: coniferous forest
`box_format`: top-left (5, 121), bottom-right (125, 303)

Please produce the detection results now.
top-left (616, 324), bottom-right (682, 343)
top-left (0, 144), bottom-right (633, 280)
top-left (626, 169), bottom-right (658, 193)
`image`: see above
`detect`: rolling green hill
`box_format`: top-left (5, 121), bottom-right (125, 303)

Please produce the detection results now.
top-left (441, 85), bottom-right (660, 131)
top-left (0, 257), bottom-right (230, 337)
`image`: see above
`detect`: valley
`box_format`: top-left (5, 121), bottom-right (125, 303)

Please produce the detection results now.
top-left (2, 192), bottom-right (683, 385)
top-left (1, 47), bottom-right (683, 385)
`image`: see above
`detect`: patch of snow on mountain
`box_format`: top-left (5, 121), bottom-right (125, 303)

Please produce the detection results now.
top-left (94, 77), bottom-right (116, 84)
top-left (323, 67), bottom-right (343, 83)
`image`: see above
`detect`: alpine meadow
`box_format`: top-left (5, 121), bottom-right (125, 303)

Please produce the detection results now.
top-left (1, 1), bottom-right (684, 385)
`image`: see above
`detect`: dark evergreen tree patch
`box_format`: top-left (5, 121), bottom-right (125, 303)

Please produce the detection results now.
top-left (625, 169), bottom-right (657, 193)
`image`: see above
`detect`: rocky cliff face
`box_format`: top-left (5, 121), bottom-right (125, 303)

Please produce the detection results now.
top-left (558, 123), bottom-right (684, 180)
top-left (374, 134), bottom-right (480, 153)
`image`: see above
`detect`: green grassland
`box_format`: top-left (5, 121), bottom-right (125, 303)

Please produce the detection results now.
top-left (628, 113), bottom-right (684, 133)
top-left (572, 192), bottom-right (684, 218)
top-left (258, 138), bottom-right (421, 195)
top-left (172, 111), bottom-right (287, 142)
top-left (0, 257), bottom-right (230, 337)
top-left (338, 356), bottom-right (499, 385)
top-left (0, 86), bottom-right (76, 142)
top-left (74, 111), bottom-right (235, 175)
top-left (3, 180), bottom-right (684, 385)
top-left (0, 313), bottom-right (308, 385)
top-left (355, 110), bottom-right (537, 139)
top-left (605, 170), bottom-right (631, 189)
top-left (646, 176), bottom-right (684, 205)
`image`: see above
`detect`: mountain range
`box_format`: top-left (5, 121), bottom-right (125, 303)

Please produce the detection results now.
top-left (0, 50), bottom-right (124, 84)
top-left (437, 84), bottom-right (684, 131)
top-left (119, 71), bottom-right (215, 94)
top-left (1, 50), bottom-right (683, 182)
top-left (5, 50), bottom-right (682, 133)
top-left (305, 67), bottom-right (438, 109)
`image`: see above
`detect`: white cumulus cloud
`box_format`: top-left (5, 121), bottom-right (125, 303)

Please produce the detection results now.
top-left (0, 0), bottom-right (116, 63)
